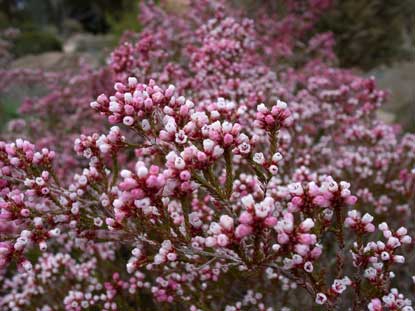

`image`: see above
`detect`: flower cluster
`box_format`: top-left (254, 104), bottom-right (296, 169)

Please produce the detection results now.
top-left (1, 0), bottom-right (415, 310)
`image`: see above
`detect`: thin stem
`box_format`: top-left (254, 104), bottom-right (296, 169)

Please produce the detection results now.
top-left (192, 171), bottom-right (233, 215)
top-left (181, 195), bottom-right (192, 241)
top-left (334, 205), bottom-right (345, 278)
top-left (269, 128), bottom-right (279, 157)
top-left (110, 153), bottom-right (119, 188)
top-left (224, 148), bottom-right (234, 199)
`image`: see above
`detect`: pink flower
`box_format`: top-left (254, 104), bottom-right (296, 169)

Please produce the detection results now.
top-left (235, 224), bottom-right (253, 239)
top-left (368, 298), bottom-right (383, 311)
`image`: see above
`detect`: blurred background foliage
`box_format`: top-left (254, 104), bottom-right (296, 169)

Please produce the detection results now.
top-left (0, 0), bottom-right (141, 128)
top-left (0, 0), bottom-right (141, 56)
top-left (0, 0), bottom-right (139, 34)
top-left (11, 30), bottom-right (62, 57)
top-left (316, 0), bottom-right (414, 70)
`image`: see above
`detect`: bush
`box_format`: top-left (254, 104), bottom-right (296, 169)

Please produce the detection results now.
top-left (0, 1), bottom-right (414, 310)
top-left (317, 0), bottom-right (414, 70)
top-left (11, 30), bottom-right (61, 57)
top-left (0, 97), bottom-right (19, 130)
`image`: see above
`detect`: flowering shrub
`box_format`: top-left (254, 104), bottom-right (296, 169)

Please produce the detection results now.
top-left (0, 28), bottom-right (20, 68)
top-left (0, 62), bottom-right (114, 180)
top-left (1, 1), bottom-right (415, 310)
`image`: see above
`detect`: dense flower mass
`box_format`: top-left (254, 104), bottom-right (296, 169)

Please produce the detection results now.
top-left (1, 1), bottom-right (415, 310)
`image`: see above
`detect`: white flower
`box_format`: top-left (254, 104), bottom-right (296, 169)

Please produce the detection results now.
top-left (241, 195), bottom-right (255, 207)
top-left (257, 103), bottom-right (268, 113)
top-left (304, 261), bottom-right (314, 273)
top-left (315, 293), bottom-right (327, 305)
top-left (272, 152), bottom-right (283, 162)
top-left (253, 153), bottom-right (265, 165)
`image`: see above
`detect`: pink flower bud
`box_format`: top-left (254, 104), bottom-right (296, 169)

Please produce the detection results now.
top-left (313, 195), bottom-right (329, 207)
top-left (265, 115), bottom-right (275, 125)
top-left (365, 223), bottom-right (375, 233)
top-left (239, 211), bottom-right (253, 225)
top-left (223, 133), bottom-right (234, 146)
top-left (205, 236), bottom-right (216, 247)
top-left (291, 196), bottom-right (303, 207)
top-left (219, 215), bottom-right (234, 231)
top-left (235, 224), bottom-right (252, 239)
top-left (217, 234), bottom-right (229, 247)
top-left (345, 195), bottom-right (357, 205)
top-left (165, 85), bottom-right (175, 98)
top-left (264, 216), bottom-right (277, 227)
top-left (298, 233), bottom-right (316, 245)
top-left (300, 218), bottom-right (315, 232)
top-left (278, 232), bottom-right (290, 244)
top-left (368, 298), bottom-right (382, 311)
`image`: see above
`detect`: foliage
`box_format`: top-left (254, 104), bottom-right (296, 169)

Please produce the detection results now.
top-left (106, 1), bottom-right (141, 40)
top-left (1, 0), bottom-right (140, 35)
top-left (11, 30), bottom-right (62, 57)
top-left (317, 0), bottom-right (414, 70)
